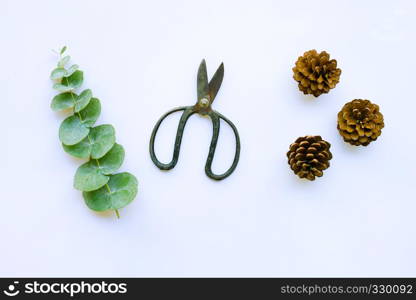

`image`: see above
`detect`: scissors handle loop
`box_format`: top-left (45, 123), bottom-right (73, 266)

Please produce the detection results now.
top-left (149, 107), bottom-right (240, 180)
top-left (149, 106), bottom-right (194, 170)
top-left (205, 111), bottom-right (241, 180)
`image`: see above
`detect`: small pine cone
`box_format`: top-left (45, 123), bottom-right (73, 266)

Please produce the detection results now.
top-left (292, 49), bottom-right (341, 97)
top-left (287, 136), bottom-right (332, 181)
top-left (337, 99), bottom-right (384, 146)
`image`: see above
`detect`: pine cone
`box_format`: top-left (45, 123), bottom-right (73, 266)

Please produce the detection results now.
top-left (293, 49), bottom-right (341, 97)
top-left (337, 99), bottom-right (384, 146)
top-left (287, 136), bottom-right (332, 181)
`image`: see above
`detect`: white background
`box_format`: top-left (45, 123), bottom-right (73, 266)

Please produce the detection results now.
top-left (1, 0), bottom-right (415, 277)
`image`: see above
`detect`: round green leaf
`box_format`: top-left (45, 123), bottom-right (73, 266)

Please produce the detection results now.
top-left (79, 98), bottom-right (101, 127)
top-left (53, 83), bottom-right (73, 93)
top-left (66, 64), bottom-right (79, 77)
top-left (50, 68), bottom-right (67, 80)
top-left (62, 124), bottom-right (115, 159)
top-left (74, 161), bottom-right (109, 192)
top-left (74, 89), bottom-right (92, 112)
top-left (58, 55), bottom-right (70, 67)
top-left (60, 70), bottom-right (83, 90)
top-left (62, 136), bottom-right (91, 158)
top-left (59, 115), bottom-right (90, 145)
top-left (97, 143), bottom-right (125, 175)
top-left (89, 125), bottom-right (116, 159)
top-left (83, 172), bottom-right (138, 211)
top-left (51, 92), bottom-right (76, 111)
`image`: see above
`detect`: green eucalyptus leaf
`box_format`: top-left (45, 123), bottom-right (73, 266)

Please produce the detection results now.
top-left (59, 115), bottom-right (90, 145)
top-left (58, 55), bottom-right (70, 67)
top-left (50, 68), bottom-right (67, 80)
top-left (53, 83), bottom-right (73, 93)
top-left (60, 70), bottom-right (83, 90)
top-left (74, 161), bottom-right (109, 192)
top-left (62, 137), bottom-right (91, 158)
top-left (79, 98), bottom-right (101, 127)
top-left (51, 92), bottom-right (76, 111)
top-left (66, 64), bottom-right (79, 77)
top-left (74, 89), bottom-right (92, 112)
top-left (62, 124), bottom-right (116, 159)
top-left (89, 125), bottom-right (116, 159)
top-left (60, 46), bottom-right (67, 55)
top-left (97, 143), bottom-right (125, 175)
top-left (83, 172), bottom-right (138, 211)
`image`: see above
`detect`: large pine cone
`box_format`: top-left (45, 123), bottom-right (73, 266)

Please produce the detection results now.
top-left (337, 99), bottom-right (384, 146)
top-left (293, 50), bottom-right (341, 97)
top-left (287, 136), bottom-right (332, 181)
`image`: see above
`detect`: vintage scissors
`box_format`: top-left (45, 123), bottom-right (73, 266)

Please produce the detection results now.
top-left (149, 59), bottom-right (241, 180)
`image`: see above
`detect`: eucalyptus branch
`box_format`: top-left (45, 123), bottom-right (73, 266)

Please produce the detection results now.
top-left (50, 46), bottom-right (138, 218)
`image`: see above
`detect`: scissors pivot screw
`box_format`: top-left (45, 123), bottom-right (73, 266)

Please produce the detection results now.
top-left (199, 98), bottom-right (210, 107)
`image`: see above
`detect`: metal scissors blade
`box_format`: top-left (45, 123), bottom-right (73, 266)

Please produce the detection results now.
top-left (197, 59), bottom-right (209, 101)
top-left (208, 63), bottom-right (224, 104)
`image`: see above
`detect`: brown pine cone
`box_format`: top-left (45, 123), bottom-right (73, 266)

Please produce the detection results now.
top-left (287, 136), bottom-right (332, 181)
top-left (293, 49), bottom-right (341, 97)
top-left (337, 99), bottom-right (384, 146)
